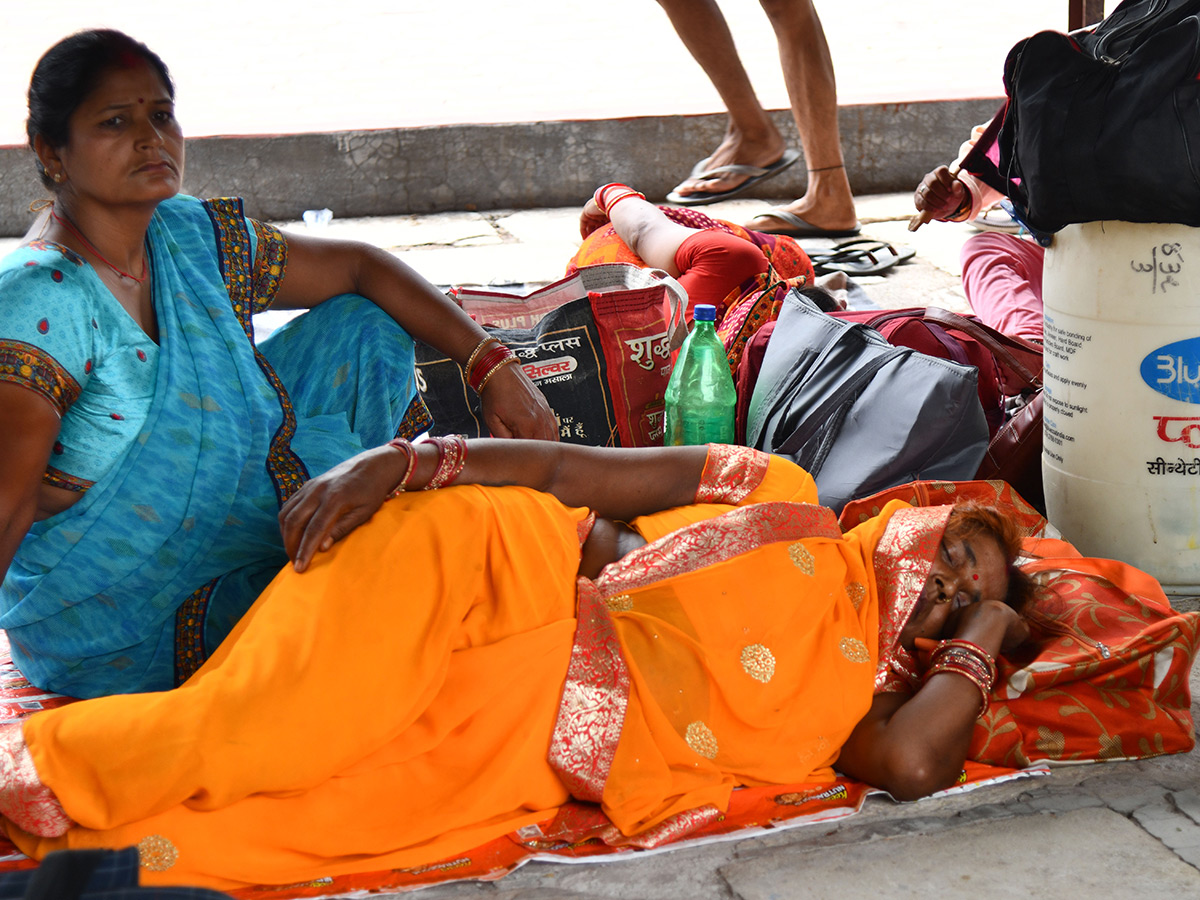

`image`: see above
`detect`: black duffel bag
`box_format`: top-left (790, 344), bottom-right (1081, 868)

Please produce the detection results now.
top-left (996, 0), bottom-right (1200, 233)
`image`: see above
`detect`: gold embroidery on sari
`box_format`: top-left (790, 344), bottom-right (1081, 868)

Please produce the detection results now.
top-left (871, 505), bottom-right (953, 690)
top-left (845, 581), bottom-right (866, 610)
top-left (685, 721), bottom-right (719, 759)
top-left (595, 502), bottom-right (839, 598)
top-left (249, 219), bottom-right (288, 312)
top-left (137, 835), bottom-right (178, 872)
top-left (615, 805), bottom-right (724, 848)
top-left (839, 637), bottom-right (870, 664)
top-left (206, 198), bottom-right (308, 504)
top-left (788, 542), bottom-right (816, 575)
top-left (694, 444), bottom-right (771, 504)
top-left (741, 643), bottom-right (775, 683)
top-left (548, 578), bottom-right (630, 803)
top-left (605, 594), bottom-right (633, 612)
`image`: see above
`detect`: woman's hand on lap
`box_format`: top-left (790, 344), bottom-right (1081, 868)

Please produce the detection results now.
top-left (279, 446), bottom-right (403, 572)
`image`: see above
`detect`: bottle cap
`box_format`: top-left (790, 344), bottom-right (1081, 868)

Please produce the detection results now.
top-left (694, 304), bottom-right (717, 322)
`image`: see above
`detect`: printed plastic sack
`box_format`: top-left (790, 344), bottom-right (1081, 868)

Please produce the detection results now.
top-left (420, 264), bottom-right (685, 445)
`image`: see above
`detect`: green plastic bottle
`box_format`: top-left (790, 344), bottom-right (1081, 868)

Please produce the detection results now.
top-left (664, 304), bottom-right (737, 446)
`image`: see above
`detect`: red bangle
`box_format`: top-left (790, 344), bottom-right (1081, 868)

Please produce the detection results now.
top-left (423, 435), bottom-right (469, 490)
top-left (476, 354), bottom-right (519, 392)
top-left (467, 343), bottom-right (518, 394)
top-left (926, 657), bottom-right (991, 717)
top-left (593, 183), bottom-right (645, 215)
top-left (465, 336), bottom-right (500, 379)
top-left (936, 639), bottom-right (997, 681)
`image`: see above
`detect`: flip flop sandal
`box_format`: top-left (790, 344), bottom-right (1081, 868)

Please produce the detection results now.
top-left (666, 149), bottom-right (801, 206)
top-left (808, 239), bottom-right (915, 276)
top-left (744, 208), bottom-right (861, 238)
top-left (971, 202), bottom-right (1023, 234)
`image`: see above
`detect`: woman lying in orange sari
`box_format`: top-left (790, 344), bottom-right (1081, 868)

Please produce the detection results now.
top-left (0, 440), bottom-right (1032, 890)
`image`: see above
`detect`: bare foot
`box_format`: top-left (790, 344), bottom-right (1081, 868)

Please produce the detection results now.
top-left (671, 126), bottom-right (789, 199)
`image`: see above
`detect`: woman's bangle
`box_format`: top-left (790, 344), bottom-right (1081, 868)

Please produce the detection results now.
top-left (593, 183), bottom-right (645, 215)
top-left (934, 639), bottom-right (998, 682)
top-left (475, 354), bottom-right (519, 393)
top-left (465, 336), bottom-right (501, 380)
top-left (467, 343), bottom-right (519, 394)
top-left (466, 341), bottom-right (507, 391)
top-left (423, 435), bottom-right (469, 490)
top-left (925, 638), bottom-right (996, 717)
top-left (385, 438), bottom-right (419, 498)
top-left (925, 656), bottom-right (992, 717)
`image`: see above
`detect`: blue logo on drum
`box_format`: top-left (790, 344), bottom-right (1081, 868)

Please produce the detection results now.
top-left (1141, 337), bottom-right (1200, 403)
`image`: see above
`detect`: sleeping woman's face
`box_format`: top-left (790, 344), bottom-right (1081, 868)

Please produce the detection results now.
top-left (901, 531), bottom-right (1009, 649)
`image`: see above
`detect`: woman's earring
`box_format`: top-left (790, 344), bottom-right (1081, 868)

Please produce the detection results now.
top-left (52, 172), bottom-right (64, 184)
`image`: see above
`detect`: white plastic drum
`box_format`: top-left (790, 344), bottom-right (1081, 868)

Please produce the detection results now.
top-left (1042, 221), bottom-right (1200, 596)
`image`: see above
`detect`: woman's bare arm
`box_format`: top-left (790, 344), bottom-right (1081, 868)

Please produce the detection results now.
top-left (279, 439), bottom-right (712, 571)
top-left (271, 232), bottom-right (556, 441)
top-left (835, 600), bottom-right (1026, 800)
top-left (0, 383), bottom-right (63, 585)
top-left (580, 193), bottom-right (696, 277)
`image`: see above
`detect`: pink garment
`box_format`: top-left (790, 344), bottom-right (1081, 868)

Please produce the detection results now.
top-left (959, 232), bottom-right (1045, 342)
top-left (945, 124), bottom-right (1044, 343)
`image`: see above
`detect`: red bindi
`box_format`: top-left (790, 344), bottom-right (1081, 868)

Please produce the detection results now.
top-left (137, 97), bottom-right (144, 104)
top-left (973, 574), bottom-right (979, 580)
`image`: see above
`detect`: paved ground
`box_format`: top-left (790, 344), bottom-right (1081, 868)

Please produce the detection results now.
top-left (226, 191), bottom-right (1197, 899)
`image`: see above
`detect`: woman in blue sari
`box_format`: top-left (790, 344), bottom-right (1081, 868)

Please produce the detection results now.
top-left (0, 29), bottom-right (556, 700)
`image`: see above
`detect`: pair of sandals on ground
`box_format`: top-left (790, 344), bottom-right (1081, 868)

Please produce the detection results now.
top-left (666, 148), bottom-right (913, 277)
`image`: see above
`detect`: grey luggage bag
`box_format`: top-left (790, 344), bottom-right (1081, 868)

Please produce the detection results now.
top-left (745, 291), bottom-right (990, 513)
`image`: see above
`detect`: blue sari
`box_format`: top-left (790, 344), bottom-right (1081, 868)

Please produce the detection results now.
top-left (0, 195), bottom-right (429, 698)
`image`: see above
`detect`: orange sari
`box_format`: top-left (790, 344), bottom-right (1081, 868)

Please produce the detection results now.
top-left (9, 448), bottom-right (949, 889)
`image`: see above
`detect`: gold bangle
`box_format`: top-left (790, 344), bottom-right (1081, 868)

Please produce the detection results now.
top-left (475, 354), bottom-right (520, 393)
top-left (464, 336), bottom-right (501, 380)
top-left (926, 659), bottom-right (991, 717)
top-left (385, 439), bottom-right (419, 498)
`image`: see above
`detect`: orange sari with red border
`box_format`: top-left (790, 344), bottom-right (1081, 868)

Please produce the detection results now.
top-left (10, 448), bottom-right (948, 890)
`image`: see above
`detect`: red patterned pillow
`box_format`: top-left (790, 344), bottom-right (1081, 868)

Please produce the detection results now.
top-left (970, 562), bottom-right (1199, 766)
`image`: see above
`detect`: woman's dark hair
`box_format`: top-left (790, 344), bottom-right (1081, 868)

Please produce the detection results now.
top-left (945, 500), bottom-right (1038, 613)
top-left (26, 29), bottom-right (174, 187)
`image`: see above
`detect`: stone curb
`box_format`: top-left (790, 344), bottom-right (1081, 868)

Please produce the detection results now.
top-left (0, 98), bottom-right (1002, 237)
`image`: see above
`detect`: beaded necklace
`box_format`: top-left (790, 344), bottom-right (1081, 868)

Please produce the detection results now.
top-left (50, 209), bottom-right (148, 284)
